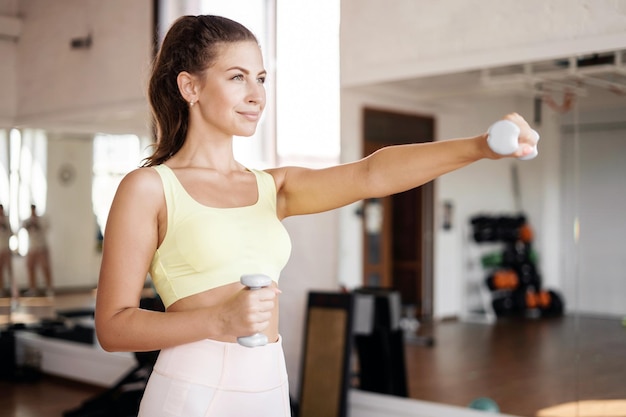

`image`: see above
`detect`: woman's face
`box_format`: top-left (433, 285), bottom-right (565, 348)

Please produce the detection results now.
top-left (196, 41), bottom-right (267, 138)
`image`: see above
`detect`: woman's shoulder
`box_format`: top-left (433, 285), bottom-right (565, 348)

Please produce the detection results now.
top-left (263, 167), bottom-right (288, 191)
top-left (117, 166), bottom-right (164, 198)
top-left (123, 165), bottom-right (161, 181)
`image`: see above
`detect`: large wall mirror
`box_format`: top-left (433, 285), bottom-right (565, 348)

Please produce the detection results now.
top-left (346, 50), bottom-right (626, 416)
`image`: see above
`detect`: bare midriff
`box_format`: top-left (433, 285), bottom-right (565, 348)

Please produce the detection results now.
top-left (165, 281), bottom-right (280, 344)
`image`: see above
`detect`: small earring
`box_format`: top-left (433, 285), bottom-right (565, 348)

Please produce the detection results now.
top-left (189, 100), bottom-right (195, 107)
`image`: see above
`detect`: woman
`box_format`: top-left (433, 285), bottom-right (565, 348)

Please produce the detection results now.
top-left (0, 204), bottom-right (16, 298)
top-left (95, 15), bottom-right (538, 417)
top-left (22, 204), bottom-right (54, 297)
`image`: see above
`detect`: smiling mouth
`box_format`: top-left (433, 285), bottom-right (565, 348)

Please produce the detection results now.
top-left (239, 112), bottom-right (261, 121)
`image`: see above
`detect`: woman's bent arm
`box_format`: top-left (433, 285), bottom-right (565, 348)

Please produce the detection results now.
top-left (95, 168), bottom-right (275, 352)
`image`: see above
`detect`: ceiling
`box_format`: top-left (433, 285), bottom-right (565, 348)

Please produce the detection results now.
top-left (351, 50), bottom-right (626, 113)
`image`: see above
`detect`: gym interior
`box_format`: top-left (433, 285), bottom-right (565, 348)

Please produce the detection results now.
top-left (1, 1), bottom-right (625, 416)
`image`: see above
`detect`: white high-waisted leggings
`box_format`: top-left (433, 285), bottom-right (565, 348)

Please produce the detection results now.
top-left (138, 337), bottom-right (291, 417)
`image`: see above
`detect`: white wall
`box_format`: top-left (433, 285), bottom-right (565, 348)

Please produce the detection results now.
top-left (559, 108), bottom-right (626, 317)
top-left (340, 0), bottom-right (626, 86)
top-left (0, 8), bottom-right (19, 125)
top-left (14, 0), bottom-right (152, 133)
top-left (564, 128), bottom-right (626, 317)
top-left (46, 133), bottom-right (101, 289)
top-left (0, 39), bottom-right (16, 125)
top-left (279, 211), bottom-right (340, 398)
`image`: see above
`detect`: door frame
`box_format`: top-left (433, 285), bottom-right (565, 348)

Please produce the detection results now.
top-left (361, 107), bottom-right (435, 319)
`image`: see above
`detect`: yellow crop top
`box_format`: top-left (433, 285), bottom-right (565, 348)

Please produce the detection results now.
top-left (149, 164), bottom-right (292, 308)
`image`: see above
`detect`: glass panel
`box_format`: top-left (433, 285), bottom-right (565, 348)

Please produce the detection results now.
top-left (398, 53), bottom-right (626, 416)
top-left (366, 273), bottom-right (380, 287)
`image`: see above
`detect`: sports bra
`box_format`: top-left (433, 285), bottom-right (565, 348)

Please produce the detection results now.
top-left (149, 164), bottom-right (292, 308)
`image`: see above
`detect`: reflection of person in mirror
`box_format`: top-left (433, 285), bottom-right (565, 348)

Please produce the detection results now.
top-left (22, 204), bottom-right (54, 297)
top-left (94, 15), bottom-right (538, 417)
top-left (0, 204), bottom-right (16, 298)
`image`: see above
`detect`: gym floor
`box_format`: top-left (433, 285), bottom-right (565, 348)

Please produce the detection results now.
top-left (406, 315), bottom-right (626, 416)
top-left (1, 292), bottom-right (624, 417)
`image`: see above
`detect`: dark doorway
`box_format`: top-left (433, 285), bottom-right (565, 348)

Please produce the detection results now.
top-left (361, 108), bottom-right (435, 319)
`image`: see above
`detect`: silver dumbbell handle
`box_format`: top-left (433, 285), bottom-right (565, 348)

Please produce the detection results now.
top-left (237, 274), bottom-right (272, 348)
top-left (487, 120), bottom-right (539, 160)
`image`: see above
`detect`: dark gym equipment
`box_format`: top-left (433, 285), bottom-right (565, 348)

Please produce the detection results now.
top-left (471, 215), bottom-right (527, 243)
top-left (352, 287), bottom-right (408, 398)
top-left (63, 350), bottom-right (158, 417)
top-left (470, 214), bottom-right (565, 319)
top-left (62, 296), bottom-right (165, 417)
top-left (0, 324), bottom-right (18, 381)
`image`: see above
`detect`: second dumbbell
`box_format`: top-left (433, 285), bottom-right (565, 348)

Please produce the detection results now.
top-left (237, 274), bottom-right (272, 348)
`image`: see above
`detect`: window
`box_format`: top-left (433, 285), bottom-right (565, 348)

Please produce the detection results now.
top-left (92, 134), bottom-right (151, 238)
top-left (275, 0), bottom-right (340, 165)
top-left (0, 128), bottom-right (48, 255)
top-left (158, 0), bottom-right (340, 168)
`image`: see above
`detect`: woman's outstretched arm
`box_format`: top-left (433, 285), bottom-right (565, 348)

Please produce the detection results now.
top-left (271, 113), bottom-right (537, 219)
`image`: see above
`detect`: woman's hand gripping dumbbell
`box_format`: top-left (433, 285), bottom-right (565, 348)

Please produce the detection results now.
top-left (487, 116), bottom-right (540, 160)
top-left (237, 274), bottom-right (273, 348)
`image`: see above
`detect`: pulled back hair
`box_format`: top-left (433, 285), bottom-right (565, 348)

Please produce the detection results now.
top-left (142, 15), bottom-right (258, 167)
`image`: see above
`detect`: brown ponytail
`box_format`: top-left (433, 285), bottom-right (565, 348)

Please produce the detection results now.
top-left (142, 15), bottom-right (258, 167)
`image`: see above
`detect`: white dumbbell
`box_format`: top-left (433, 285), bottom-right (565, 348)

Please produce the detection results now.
top-left (237, 274), bottom-right (272, 348)
top-left (487, 120), bottom-right (540, 160)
